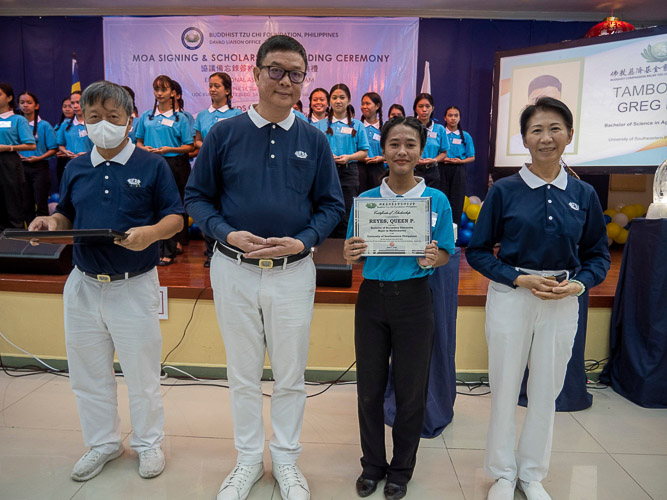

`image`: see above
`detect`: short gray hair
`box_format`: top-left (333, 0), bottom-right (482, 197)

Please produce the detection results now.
top-left (81, 80), bottom-right (133, 116)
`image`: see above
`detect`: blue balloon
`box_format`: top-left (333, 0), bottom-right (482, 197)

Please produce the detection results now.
top-left (603, 214), bottom-right (612, 224)
top-left (48, 192), bottom-right (60, 203)
top-left (460, 213), bottom-right (469, 226)
top-left (465, 221), bottom-right (475, 231)
top-left (457, 228), bottom-right (473, 246)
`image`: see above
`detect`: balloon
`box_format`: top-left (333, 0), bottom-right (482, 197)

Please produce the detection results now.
top-left (606, 222), bottom-right (621, 239)
top-left (188, 216), bottom-right (194, 227)
top-left (603, 214), bottom-right (611, 224)
top-left (611, 212), bottom-right (629, 227)
top-left (48, 192), bottom-right (60, 203)
top-left (613, 228), bottom-right (629, 245)
top-left (603, 208), bottom-right (617, 217)
top-left (615, 203), bottom-right (625, 212)
top-left (607, 237), bottom-right (614, 247)
top-left (460, 213), bottom-right (469, 226)
top-left (633, 204), bottom-right (647, 217)
top-left (457, 228), bottom-right (473, 246)
top-left (620, 205), bottom-right (635, 221)
top-left (465, 203), bottom-right (481, 221)
top-left (463, 196), bottom-right (470, 211)
top-left (468, 196), bottom-right (482, 205)
top-left (464, 221), bottom-right (475, 231)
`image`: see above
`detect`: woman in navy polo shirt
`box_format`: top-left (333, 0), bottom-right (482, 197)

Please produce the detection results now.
top-left (413, 93), bottom-right (447, 189)
top-left (18, 91), bottom-right (58, 223)
top-left (135, 74), bottom-right (194, 265)
top-left (359, 92), bottom-right (385, 192)
top-left (344, 116), bottom-right (455, 500)
top-left (466, 97), bottom-right (610, 500)
top-left (0, 82), bottom-right (36, 229)
top-left (194, 72), bottom-right (242, 267)
top-left (440, 105), bottom-right (475, 225)
top-left (314, 83), bottom-right (369, 238)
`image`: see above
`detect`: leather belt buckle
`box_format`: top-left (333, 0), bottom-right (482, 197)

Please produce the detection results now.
top-left (96, 274), bottom-right (111, 283)
top-left (258, 259), bottom-right (274, 269)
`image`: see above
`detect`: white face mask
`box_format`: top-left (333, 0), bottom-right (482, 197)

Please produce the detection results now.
top-left (86, 119), bottom-right (129, 149)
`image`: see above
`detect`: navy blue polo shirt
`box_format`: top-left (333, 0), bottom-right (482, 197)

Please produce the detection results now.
top-left (56, 141), bottom-right (184, 274)
top-left (185, 105), bottom-right (345, 249)
top-left (466, 165), bottom-right (610, 290)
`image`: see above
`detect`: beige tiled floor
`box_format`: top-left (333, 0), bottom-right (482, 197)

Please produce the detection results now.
top-left (0, 372), bottom-right (665, 499)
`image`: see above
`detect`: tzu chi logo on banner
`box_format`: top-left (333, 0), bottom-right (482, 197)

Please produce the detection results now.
top-left (182, 27), bottom-right (204, 50)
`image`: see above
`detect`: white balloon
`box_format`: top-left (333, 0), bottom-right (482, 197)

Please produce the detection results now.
top-left (611, 213), bottom-right (629, 227)
top-left (469, 196), bottom-right (482, 205)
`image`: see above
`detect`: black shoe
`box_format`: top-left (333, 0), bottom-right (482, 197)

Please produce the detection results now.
top-left (203, 256), bottom-right (211, 268)
top-left (384, 482), bottom-right (407, 500)
top-left (356, 476), bottom-right (379, 497)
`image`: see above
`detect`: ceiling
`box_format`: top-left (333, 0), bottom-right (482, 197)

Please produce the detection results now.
top-left (1, 0), bottom-right (666, 24)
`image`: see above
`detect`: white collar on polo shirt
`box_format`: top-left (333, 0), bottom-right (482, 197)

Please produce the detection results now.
top-left (331, 117), bottom-right (350, 124)
top-left (91, 139), bottom-right (136, 167)
top-left (247, 104), bottom-right (295, 130)
top-left (446, 128), bottom-right (460, 135)
top-left (380, 177), bottom-right (427, 198)
top-left (154, 109), bottom-right (174, 118)
top-left (209, 105), bottom-right (230, 113)
top-left (71, 116), bottom-right (85, 126)
top-left (519, 164), bottom-right (568, 190)
top-left (364, 120), bottom-right (380, 130)
top-left (28, 117), bottom-right (42, 126)
top-left (0, 111), bottom-right (14, 119)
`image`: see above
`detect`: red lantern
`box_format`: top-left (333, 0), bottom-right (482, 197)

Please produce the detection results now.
top-left (585, 16), bottom-right (635, 38)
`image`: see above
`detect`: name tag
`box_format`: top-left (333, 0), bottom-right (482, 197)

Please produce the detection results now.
top-left (341, 126), bottom-right (354, 135)
top-left (0, 121), bottom-right (11, 128)
top-left (427, 131), bottom-right (437, 139)
top-left (452, 138), bottom-right (462, 145)
top-left (78, 129), bottom-right (88, 138)
top-left (161, 118), bottom-right (174, 127)
top-left (431, 211), bottom-right (438, 227)
top-left (372, 133), bottom-right (381, 142)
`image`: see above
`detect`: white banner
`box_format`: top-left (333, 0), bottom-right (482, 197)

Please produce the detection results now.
top-left (103, 16), bottom-right (418, 117)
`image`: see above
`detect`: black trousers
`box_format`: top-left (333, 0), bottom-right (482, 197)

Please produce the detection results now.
top-left (0, 151), bottom-right (26, 230)
top-left (160, 154), bottom-right (191, 259)
top-left (331, 161), bottom-right (359, 239)
top-left (56, 156), bottom-right (69, 185)
top-left (414, 163), bottom-right (440, 189)
top-left (22, 159), bottom-right (51, 223)
top-left (439, 162), bottom-right (466, 225)
top-left (358, 162), bottom-right (386, 193)
top-left (355, 276), bottom-right (435, 485)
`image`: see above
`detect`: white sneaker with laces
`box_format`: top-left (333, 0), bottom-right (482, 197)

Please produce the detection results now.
top-left (272, 463), bottom-right (310, 500)
top-left (487, 477), bottom-right (516, 500)
top-left (518, 479), bottom-right (552, 500)
top-left (217, 463), bottom-right (264, 500)
top-left (71, 445), bottom-right (124, 481)
top-left (139, 447), bottom-right (165, 478)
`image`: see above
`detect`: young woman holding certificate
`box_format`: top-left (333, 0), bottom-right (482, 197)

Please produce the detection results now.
top-left (343, 116), bottom-right (455, 500)
top-left (466, 97), bottom-right (610, 500)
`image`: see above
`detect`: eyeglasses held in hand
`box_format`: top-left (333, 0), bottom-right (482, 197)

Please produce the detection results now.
top-left (260, 66), bottom-right (307, 84)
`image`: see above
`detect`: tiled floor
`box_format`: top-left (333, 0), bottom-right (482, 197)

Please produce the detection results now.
top-left (1, 371), bottom-right (665, 500)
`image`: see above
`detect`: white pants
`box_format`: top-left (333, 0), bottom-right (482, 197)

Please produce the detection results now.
top-left (484, 280), bottom-right (579, 482)
top-left (210, 251), bottom-right (316, 465)
top-left (64, 267), bottom-right (165, 454)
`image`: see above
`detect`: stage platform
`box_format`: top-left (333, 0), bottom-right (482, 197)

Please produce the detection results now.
top-left (0, 240), bottom-right (621, 307)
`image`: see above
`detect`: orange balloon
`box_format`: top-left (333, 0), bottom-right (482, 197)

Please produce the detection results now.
top-left (465, 203), bottom-right (481, 221)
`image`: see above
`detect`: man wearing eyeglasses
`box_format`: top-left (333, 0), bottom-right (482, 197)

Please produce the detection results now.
top-left (185, 35), bottom-right (344, 500)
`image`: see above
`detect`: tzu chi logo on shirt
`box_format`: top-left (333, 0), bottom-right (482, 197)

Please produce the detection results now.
top-left (569, 202), bottom-right (580, 211)
top-left (294, 151), bottom-right (308, 159)
top-left (127, 178), bottom-right (142, 188)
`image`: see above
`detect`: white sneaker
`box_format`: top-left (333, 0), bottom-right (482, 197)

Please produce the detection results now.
top-left (487, 477), bottom-right (516, 500)
top-left (518, 479), bottom-right (552, 500)
top-left (139, 447), bottom-right (165, 478)
top-left (272, 463), bottom-right (310, 500)
top-left (217, 463), bottom-right (264, 500)
top-left (71, 445), bottom-right (124, 481)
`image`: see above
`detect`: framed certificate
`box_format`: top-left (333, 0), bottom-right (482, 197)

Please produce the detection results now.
top-left (1, 229), bottom-right (128, 245)
top-left (353, 197), bottom-right (431, 256)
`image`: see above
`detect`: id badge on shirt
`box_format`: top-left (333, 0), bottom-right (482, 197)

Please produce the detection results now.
top-left (78, 129), bottom-right (88, 138)
top-left (0, 121), bottom-right (11, 129)
top-left (372, 133), bottom-right (381, 142)
top-left (427, 131), bottom-right (437, 139)
top-left (161, 118), bottom-right (174, 128)
top-left (452, 138), bottom-right (462, 145)
top-left (341, 126), bottom-right (354, 135)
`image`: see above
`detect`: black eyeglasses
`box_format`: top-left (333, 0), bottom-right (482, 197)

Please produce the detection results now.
top-left (259, 66), bottom-right (307, 84)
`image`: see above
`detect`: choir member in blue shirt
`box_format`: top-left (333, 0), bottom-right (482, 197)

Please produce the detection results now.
top-left (135, 74), bottom-right (194, 265)
top-left (359, 92), bottom-right (386, 192)
top-left (314, 83), bottom-right (369, 237)
top-left (57, 91), bottom-right (93, 161)
top-left (307, 87), bottom-right (329, 124)
top-left (466, 97), bottom-right (610, 500)
top-left (440, 105), bottom-right (475, 225)
top-left (413, 93), bottom-right (448, 189)
top-left (0, 82), bottom-right (36, 229)
top-left (194, 72), bottom-right (243, 267)
top-left (18, 91), bottom-right (58, 222)
top-left (344, 116), bottom-right (455, 500)
top-left (54, 96), bottom-right (74, 184)
top-left (387, 104), bottom-right (405, 119)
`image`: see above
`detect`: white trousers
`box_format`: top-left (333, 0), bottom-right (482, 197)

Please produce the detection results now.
top-left (484, 280), bottom-right (579, 482)
top-left (210, 251), bottom-right (316, 465)
top-left (64, 267), bottom-right (165, 454)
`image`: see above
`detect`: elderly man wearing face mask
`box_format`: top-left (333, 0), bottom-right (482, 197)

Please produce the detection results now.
top-left (28, 80), bottom-right (184, 482)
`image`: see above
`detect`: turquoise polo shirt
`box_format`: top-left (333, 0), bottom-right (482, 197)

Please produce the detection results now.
top-left (313, 117), bottom-right (370, 158)
top-left (135, 109), bottom-right (193, 157)
top-left (56, 117), bottom-right (92, 154)
top-left (347, 178), bottom-right (456, 281)
top-left (445, 129), bottom-right (475, 160)
top-left (0, 111), bottom-right (36, 146)
top-left (363, 121), bottom-right (383, 158)
top-left (194, 105), bottom-right (243, 139)
top-left (22, 118), bottom-right (57, 158)
top-left (422, 122), bottom-right (448, 160)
